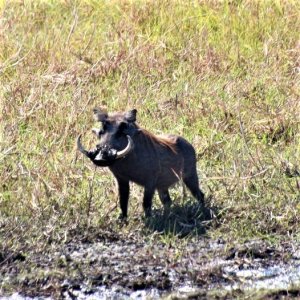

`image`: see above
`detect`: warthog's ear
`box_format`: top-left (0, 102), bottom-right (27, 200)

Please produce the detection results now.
top-left (125, 109), bottom-right (137, 123)
top-left (93, 108), bottom-right (108, 122)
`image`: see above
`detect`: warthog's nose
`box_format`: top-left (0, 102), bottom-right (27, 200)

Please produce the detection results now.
top-left (95, 145), bottom-right (117, 161)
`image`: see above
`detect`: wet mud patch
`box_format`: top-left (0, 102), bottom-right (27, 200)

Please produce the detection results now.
top-left (1, 230), bottom-right (300, 299)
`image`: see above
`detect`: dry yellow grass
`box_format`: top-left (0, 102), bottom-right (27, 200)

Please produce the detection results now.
top-left (0, 0), bottom-right (299, 251)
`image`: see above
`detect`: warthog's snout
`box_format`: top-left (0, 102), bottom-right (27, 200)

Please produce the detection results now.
top-left (95, 145), bottom-right (117, 161)
top-left (77, 134), bottom-right (133, 166)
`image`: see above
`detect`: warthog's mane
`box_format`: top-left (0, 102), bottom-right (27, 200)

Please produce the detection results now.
top-left (139, 128), bottom-right (178, 154)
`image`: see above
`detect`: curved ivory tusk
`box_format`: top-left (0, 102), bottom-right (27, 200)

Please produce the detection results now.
top-left (77, 135), bottom-right (89, 156)
top-left (116, 135), bottom-right (133, 159)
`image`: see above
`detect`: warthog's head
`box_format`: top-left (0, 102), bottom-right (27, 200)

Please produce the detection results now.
top-left (77, 108), bottom-right (138, 166)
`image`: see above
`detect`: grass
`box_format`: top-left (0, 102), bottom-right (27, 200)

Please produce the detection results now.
top-left (0, 0), bottom-right (300, 292)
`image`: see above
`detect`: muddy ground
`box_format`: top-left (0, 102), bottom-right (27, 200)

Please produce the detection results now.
top-left (1, 224), bottom-right (300, 300)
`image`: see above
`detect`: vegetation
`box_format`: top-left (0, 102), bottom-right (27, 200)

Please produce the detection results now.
top-left (0, 0), bottom-right (299, 297)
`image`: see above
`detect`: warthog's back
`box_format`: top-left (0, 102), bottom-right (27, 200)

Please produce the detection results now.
top-left (135, 133), bottom-right (198, 190)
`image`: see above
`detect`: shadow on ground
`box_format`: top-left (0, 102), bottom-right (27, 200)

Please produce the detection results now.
top-left (144, 198), bottom-right (217, 237)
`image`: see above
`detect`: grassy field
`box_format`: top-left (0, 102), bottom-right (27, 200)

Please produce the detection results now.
top-left (0, 0), bottom-right (300, 296)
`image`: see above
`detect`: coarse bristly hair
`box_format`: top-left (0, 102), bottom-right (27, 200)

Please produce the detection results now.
top-left (139, 128), bottom-right (178, 154)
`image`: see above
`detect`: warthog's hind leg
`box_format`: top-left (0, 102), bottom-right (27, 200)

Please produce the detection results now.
top-left (183, 173), bottom-right (205, 206)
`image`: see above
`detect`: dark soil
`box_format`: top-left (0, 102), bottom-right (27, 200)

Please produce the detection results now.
top-left (1, 227), bottom-right (300, 299)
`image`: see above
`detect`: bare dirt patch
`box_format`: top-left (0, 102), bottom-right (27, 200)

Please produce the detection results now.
top-left (1, 227), bottom-right (300, 299)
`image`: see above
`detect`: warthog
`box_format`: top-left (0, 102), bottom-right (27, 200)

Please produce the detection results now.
top-left (78, 108), bottom-right (205, 218)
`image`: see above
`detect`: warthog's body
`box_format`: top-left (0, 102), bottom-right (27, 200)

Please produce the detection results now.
top-left (78, 109), bottom-right (205, 218)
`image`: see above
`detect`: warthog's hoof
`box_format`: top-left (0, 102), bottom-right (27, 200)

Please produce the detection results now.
top-left (117, 214), bottom-right (128, 226)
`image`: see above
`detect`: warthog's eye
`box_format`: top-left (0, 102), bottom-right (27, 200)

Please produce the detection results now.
top-left (118, 122), bottom-right (128, 133)
top-left (102, 121), bottom-right (111, 131)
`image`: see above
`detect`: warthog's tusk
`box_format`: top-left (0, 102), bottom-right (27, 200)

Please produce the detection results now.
top-left (78, 134), bottom-right (133, 161)
top-left (115, 135), bottom-right (133, 159)
top-left (77, 135), bottom-right (89, 156)
top-left (95, 135), bottom-right (133, 161)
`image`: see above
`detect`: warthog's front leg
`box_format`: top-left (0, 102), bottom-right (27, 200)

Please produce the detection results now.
top-left (116, 177), bottom-right (129, 219)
